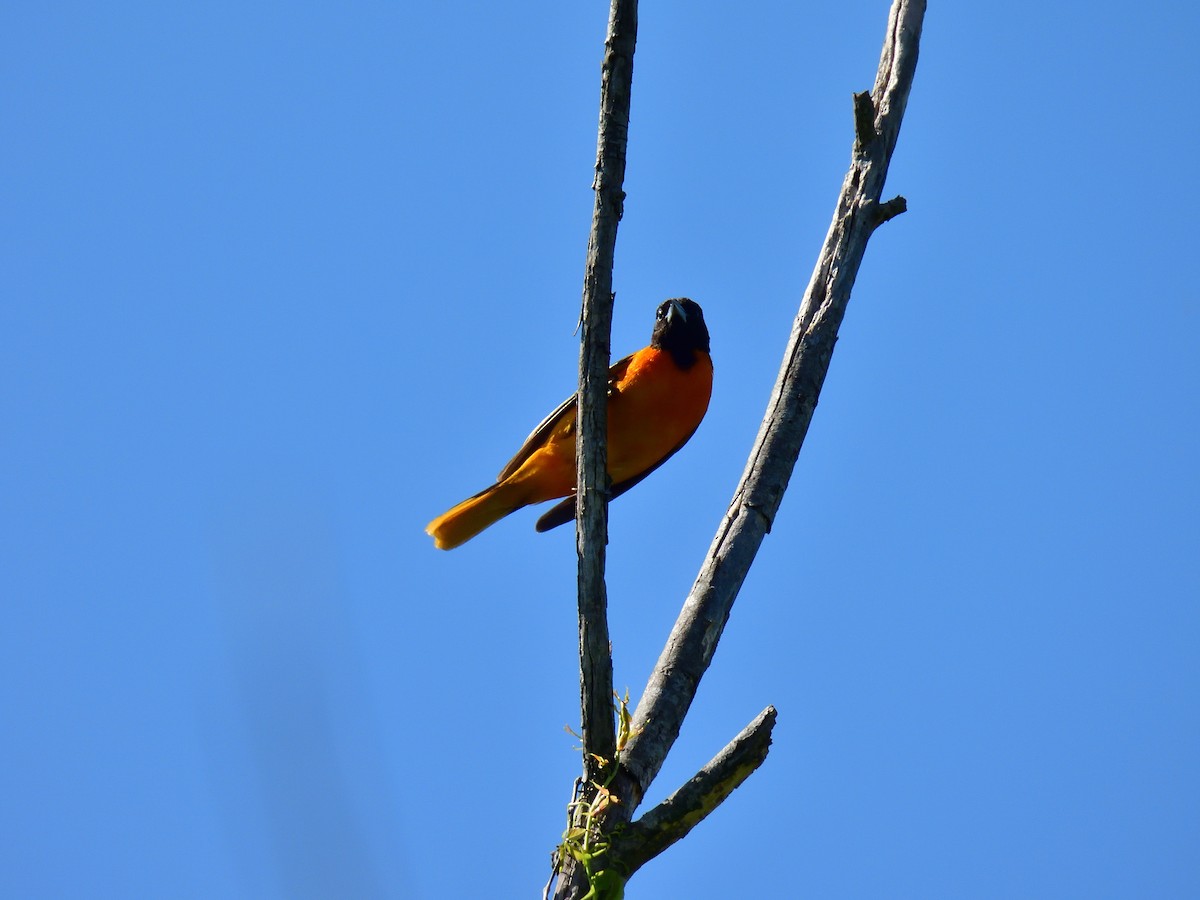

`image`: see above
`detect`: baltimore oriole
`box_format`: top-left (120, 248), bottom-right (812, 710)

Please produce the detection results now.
top-left (426, 298), bottom-right (713, 550)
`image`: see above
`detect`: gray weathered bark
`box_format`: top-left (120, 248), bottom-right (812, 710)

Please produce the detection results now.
top-left (612, 0), bottom-right (926, 811)
top-left (611, 705), bottom-right (778, 876)
top-left (575, 0), bottom-right (638, 778)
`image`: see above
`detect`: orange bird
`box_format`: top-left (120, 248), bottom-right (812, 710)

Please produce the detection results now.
top-left (426, 298), bottom-right (713, 550)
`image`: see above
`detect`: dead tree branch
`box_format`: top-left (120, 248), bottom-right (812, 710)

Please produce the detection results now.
top-left (575, 0), bottom-right (638, 781)
top-left (612, 0), bottom-right (926, 814)
top-left (612, 706), bottom-right (778, 876)
top-left (553, 1), bottom-right (639, 898)
top-left (603, 0), bottom-right (925, 872)
top-left (552, 0), bottom-right (925, 894)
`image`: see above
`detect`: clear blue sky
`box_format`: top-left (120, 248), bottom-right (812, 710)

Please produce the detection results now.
top-left (4, 2), bottom-right (1198, 897)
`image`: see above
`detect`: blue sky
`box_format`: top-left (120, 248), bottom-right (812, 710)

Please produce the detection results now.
top-left (4, 2), bottom-right (1198, 897)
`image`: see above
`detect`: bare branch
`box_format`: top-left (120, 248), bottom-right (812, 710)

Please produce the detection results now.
top-left (575, 0), bottom-right (638, 782)
top-left (612, 706), bottom-right (777, 876)
top-left (610, 0), bottom-right (926, 816)
top-left (553, 2), bottom-right (639, 898)
top-left (550, 1), bottom-right (926, 895)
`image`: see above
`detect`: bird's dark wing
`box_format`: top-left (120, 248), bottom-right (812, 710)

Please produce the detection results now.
top-left (496, 352), bottom-right (636, 483)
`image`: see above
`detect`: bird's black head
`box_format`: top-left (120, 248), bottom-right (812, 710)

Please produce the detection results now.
top-left (650, 298), bottom-right (710, 369)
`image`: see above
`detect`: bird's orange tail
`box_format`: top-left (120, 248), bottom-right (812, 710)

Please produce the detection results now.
top-left (425, 482), bottom-right (525, 550)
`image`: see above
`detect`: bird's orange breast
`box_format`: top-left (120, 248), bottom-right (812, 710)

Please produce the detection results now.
top-left (606, 347), bottom-right (712, 481)
top-left (500, 346), bottom-right (712, 505)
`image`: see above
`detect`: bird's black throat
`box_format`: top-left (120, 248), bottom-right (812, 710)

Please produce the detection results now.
top-left (650, 297), bottom-right (711, 370)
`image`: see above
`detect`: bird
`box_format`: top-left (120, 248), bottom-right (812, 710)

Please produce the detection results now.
top-left (425, 297), bottom-right (713, 550)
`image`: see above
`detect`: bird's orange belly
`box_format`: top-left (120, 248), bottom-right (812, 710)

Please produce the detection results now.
top-left (606, 350), bottom-right (712, 482)
top-left (504, 348), bottom-right (712, 505)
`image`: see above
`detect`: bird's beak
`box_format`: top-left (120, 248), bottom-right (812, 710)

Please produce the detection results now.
top-left (668, 298), bottom-right (687, 322)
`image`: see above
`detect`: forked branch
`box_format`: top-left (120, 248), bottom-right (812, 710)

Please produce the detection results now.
top-left (612, 706), bottom-right (778, 876)
top-left (555, 0), bottom-right (926, 895)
